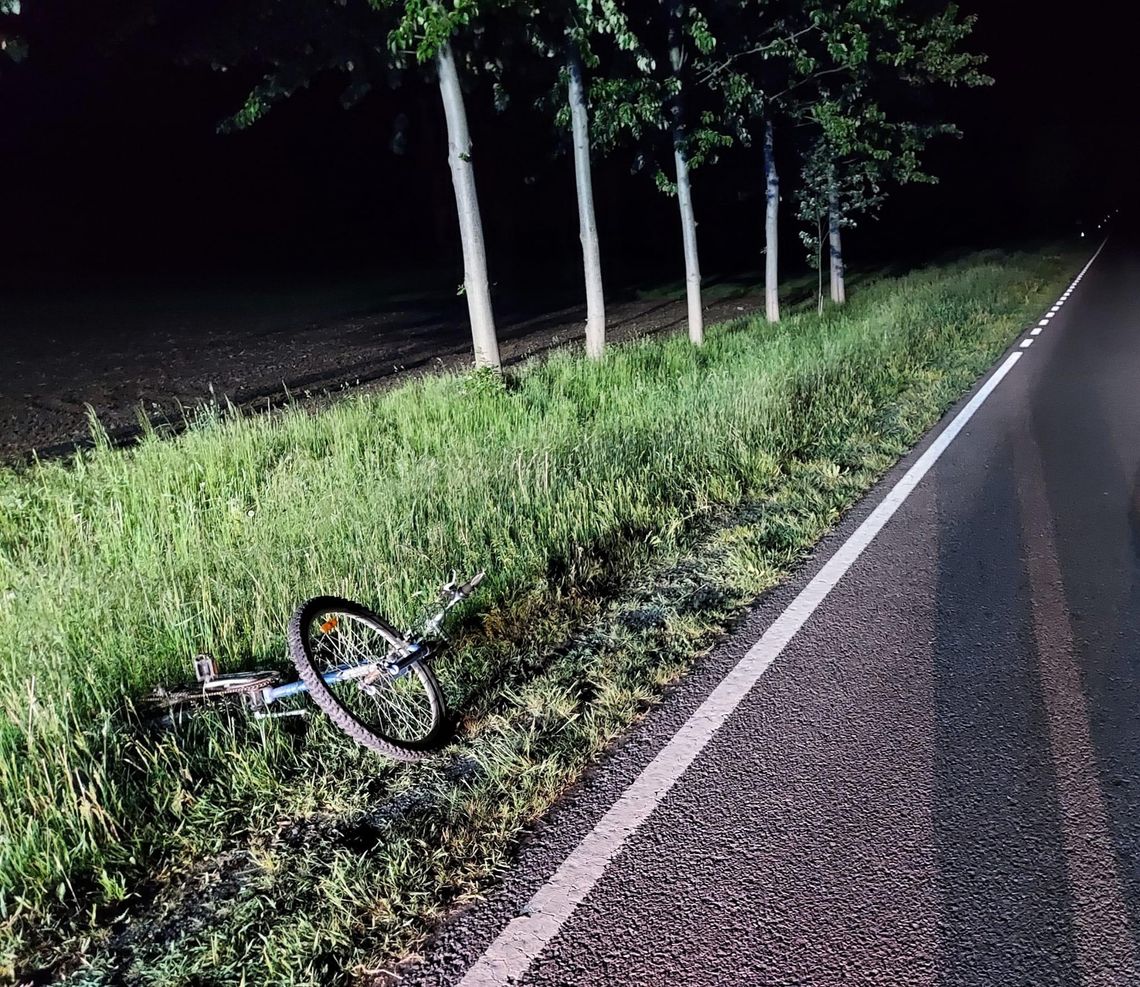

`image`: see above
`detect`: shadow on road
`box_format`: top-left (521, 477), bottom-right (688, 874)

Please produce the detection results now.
top-left (932, 430), bottom-right (1080, 984)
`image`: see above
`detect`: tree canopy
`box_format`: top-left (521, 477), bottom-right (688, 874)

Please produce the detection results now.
top-left (0, 0), bottom-right (26, 69)
top-left (10, 0), bottom-right (990, 355)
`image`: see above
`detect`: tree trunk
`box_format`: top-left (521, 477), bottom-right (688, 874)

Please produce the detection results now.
top-left (566, 46), bottom-right (606, 360)
top-left (436, 40), bottom-right (501, 369)
top-left (817, 212), bottom-right (825, 316)
top-left (762, 117), bottom-right (779, 323)
top-left (827, 178), bottom-right (846, 306)
top-left (673, 137), bottom-right (704, 344)
top-left (668, 0), bottom-right (703, 345)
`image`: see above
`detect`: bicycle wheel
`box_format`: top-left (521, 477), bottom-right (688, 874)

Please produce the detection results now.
top-left (287, 596), bottom-right (448, 761)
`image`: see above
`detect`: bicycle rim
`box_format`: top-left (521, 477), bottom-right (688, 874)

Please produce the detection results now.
top-left (288, 597), bottom-right (447, 759)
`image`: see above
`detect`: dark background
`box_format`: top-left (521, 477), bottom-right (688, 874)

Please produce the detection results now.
top-left (0, 1), bottom-right (1131, 290)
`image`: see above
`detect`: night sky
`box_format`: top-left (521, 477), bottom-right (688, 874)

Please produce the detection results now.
top-left (1, 1), bottom-right (1131, 286)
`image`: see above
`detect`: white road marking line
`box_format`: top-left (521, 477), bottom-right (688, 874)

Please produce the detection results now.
top-left (1020, 339), bottom-right (1034, 348)
top-left (1031, 328), bottom-right (1043, 336)
top-left (460, 362), bottom-right (1022, 983)
top-left (456, 239), bottom-right (1109, 987)
top-left (1073, 238), bottom-right (1107, 281)
top-left (1040, 318), bottom-right (1052, 325)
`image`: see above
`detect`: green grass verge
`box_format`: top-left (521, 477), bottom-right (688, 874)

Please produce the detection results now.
top-left (0, 246), bottom-right (1078, 984)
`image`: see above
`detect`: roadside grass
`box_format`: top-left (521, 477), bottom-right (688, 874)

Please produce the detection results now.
top-left (0, 246), bottom-right (1077, 984)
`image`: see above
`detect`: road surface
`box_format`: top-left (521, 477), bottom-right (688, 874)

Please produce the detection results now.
top-left (401, 236), bottom-right (1140, 986)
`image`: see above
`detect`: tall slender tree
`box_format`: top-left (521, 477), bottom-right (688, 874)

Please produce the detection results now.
top-left (434, 38), bottom-right (500, 367)
top-left (179, 0), bottom-right (505, 369)
top-left (382, 1), bottom-right (505, 367)
top-left (791, 1), bottom-right (990, 305)
top-left (516, 1), bottom-right (645, 359)
top-left (589, 1), bottom-right (728, 346)
top-left (666, 0), bottom-right (704, 344)
top-left (762, 116), bottom-right (780, 321)
top-left (688, 1), bottom-right (828, 325)
top-left (566, 43), bottom-right (607, 358)
top-left (693, 1), bottom-right (987, 315)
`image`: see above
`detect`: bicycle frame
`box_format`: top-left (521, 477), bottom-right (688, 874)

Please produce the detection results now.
top-left (258, 641), bottom-right (425, 707)
top-left (154, 571), bottom-right (483, 736)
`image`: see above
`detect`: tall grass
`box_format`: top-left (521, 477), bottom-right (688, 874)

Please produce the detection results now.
top-left (0, 248), bottom-right (1074, 982)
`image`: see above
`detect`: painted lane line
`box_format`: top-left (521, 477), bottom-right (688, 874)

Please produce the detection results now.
top-left (456, 239), bottom-right (1108, 987)
top-left (1020, 339), bottom-right (1034, 348)
top-left (459, 354), bottom-right (1026, 985)
top-left (1073, 238), bottom-right (1107, 280)
top-left (1040, 318), bottom-right (1052, 326)
top-left (1031, 328), bottom-right (1043, 336)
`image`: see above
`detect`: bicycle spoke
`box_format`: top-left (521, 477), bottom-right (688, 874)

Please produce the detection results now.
top-left (305, 610), bottom-right (433, 743)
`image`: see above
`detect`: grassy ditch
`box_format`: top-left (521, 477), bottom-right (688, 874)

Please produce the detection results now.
top-left (0, 246), bottom-right (1078, 983)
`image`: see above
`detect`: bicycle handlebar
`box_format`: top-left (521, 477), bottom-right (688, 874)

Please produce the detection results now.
top-left (419, 570), bottom-right (487, 638)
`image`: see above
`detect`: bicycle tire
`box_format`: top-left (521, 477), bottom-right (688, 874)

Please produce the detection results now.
top-left (287, 595), bottom-right (448, 761)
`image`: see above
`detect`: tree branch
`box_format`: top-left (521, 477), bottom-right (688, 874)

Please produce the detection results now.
top-left (695, 24), bottom-right (816, 87)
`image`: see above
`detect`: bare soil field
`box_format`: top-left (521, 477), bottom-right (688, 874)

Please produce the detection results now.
top-left (0, 271), bottom-right (767, 462)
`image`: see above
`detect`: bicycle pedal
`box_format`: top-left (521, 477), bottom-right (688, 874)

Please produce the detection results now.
top-left (193, 653), bottom-right (219, 683)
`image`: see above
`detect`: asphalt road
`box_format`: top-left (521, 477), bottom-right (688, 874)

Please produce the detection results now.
top-left (401, 237), bottom-right (1140, 986)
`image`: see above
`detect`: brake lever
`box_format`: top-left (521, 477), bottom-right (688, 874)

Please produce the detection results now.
top-left (419, 569), bottom-right (486, 638)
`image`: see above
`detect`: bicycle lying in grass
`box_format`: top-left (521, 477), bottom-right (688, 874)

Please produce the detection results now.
top-left (147, 572), bottom-right (484, 761)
